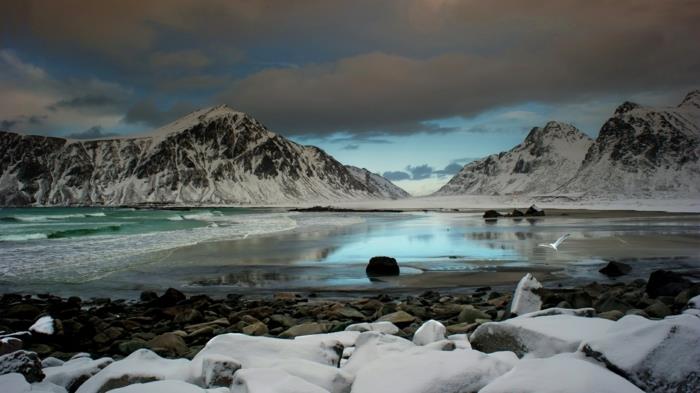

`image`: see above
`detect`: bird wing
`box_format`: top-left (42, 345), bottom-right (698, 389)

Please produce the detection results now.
top-left (537, 243), bottom-right (552, 248)
top-left (552, 233), bottom-right (571, 248)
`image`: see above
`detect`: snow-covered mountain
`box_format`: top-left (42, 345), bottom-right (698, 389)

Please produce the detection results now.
top-left (435, 90), bottom-right (700, 198)
top-left (345, 165), bottom-right (410, 199)
top-left (435, 122), bottom-right (593, 195)
top-left (563, 90), bottom-right (700, 197)
top-left (0, 105), bottom-right (408, 206)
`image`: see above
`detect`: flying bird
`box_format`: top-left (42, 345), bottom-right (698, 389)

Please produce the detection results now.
top-left (538, 233), bottom-right (571, 251)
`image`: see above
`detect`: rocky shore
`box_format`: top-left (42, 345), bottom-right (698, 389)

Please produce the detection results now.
top-left (1, 269), bottom-right (699, 393)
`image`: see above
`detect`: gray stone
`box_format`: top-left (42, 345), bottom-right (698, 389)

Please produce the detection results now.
top-left (0, 350), bottom-right (45, 382)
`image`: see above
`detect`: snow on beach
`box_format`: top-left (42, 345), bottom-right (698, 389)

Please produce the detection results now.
top-left (2, 273), bottom-right (699, 393)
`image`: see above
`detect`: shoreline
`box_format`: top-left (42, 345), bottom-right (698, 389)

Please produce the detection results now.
top-left (2, 270), bottom-right (698, 361)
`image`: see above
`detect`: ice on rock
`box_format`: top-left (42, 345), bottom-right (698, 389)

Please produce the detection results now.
top-left (480, 353), bottom-right (644, 393)
top-left (446, 334), bottom-right (472, 350)
top-left (344, 321), bottom-right (399, 335)
top-left (75, 349), bottom-right (190, 393)
top-left (190, 334), bottom-right (350, 393)
top-left (196, 354), bottom-right (241, 388)
top-left (29, 316), bottom-right (55, 335)
top-left (41, 357), bottom-right (64, 368)
top-left (106, 380), bottom-right (228, 393)
top-left (43, 356), bottom-right (113, 392)
top-left (341, 332), bottom-right (416, 375)
top-left (230, 368), bottom-right (331, 393)
top-left (412, 320), bottom-right (446, 346)
top-left (687, 294), bottom-right (700, 309)
top-left (471, 314), bottom-right (613, 358)
top-left (510, 273), bottom-right (542, 316)
top-left (580, 314), bottom-right (700, 393)
top-left (350, 349), bottom-right (513, 393)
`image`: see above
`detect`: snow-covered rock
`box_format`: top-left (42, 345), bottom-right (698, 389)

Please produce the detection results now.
top-left (509, 273), bottom-right (542, 316)
top-left (344, 322), bottom-right (399, 335)
top-left (0, 372), bottom-right (67, 393)
top-left (480, 353), bottom-right (644, 393)
top-left (294, 331), bottom-right (361, 348)
top-left (350, 349), bottom-right (513, 393)
top-left (687, 294), bottom-right (700, 309)
top-left (580, 314), bottom-right (700, 393)
top-left (193, 354), bottom-right (241, 388)
top-left (29, 316), bottom-right (55, 336)
top-left (471, 314), bottom-right (613, 358)
top-left (43, 356), bottom-right (113, 392)
top-left (75, 349), bottom-right (190, 393)
top-left (0, 105), bottom-right (407, 206)
top-left (435, 121), bottom-right (593, 196)
top-left (0, 350), bottom-right (45, 383)
top-left (105, 380), bottom-right (228, 393)
top-left (341, 332), bottom-right (416, 375)
top-left (190, 334), bottom-right (350, 393)
top-left (345, 166), bottom-right (410, 199)
top-left (412, 320), bottom-right (446, 346)
top-left (230, 368), bottom-right (331, 393)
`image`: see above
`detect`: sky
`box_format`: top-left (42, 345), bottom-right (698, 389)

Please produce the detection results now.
top-left (1, 1), bottom-right (699, 195)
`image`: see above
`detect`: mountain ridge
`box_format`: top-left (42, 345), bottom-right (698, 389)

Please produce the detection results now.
top-left (0, 106), bottom-right (408, 206)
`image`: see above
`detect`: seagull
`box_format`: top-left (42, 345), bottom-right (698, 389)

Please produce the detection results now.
top-left (538, 233), bottom-right (571, 251)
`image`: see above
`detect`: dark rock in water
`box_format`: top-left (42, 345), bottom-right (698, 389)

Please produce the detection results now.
top-left (511, 209), bottom-right (524, 217)
top-left (4, 304), bottom-right (42, 320)
top-left (140, 291), bottom-right (158, 303)
top-left (0, 350), bottom-right (45, 382)
top-left (366, 256), bottom-right (400, 277)
top-left (525, 205), bottom-right (545, 216)
top-left (599, 261), bottom-right (632, 277)
top-left (483, 210), bottom-right (502, 219)
top-left (157, 288), bottom-right (186, 307)
top-left (646, 270), bottom-right (691, 298)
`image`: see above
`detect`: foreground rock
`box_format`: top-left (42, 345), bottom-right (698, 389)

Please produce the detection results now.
top-left (580, 314), bottom-right (700, 393)
top-left (0, 350), bottom-right (45, 383)
top-left (599, 261), bottom-right (632, 277)
top-left (509, 273), bottom-right (543, 316)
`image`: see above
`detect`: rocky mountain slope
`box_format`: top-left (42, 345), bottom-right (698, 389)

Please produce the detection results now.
top-left (435, 122), bottom-right (593, 195)
top-left (563, 91), bottom-right (700, 197)
top-left (345, 165), bottom-right (410, 199)
top-left (0, 105), bottom-right (408, 206)
top-left (436, 90), bottom-right (700, 198)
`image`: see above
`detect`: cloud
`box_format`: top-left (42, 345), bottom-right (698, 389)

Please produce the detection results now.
top-left (149, 49), bottom-right (211, 69)
top-left (0, 114), bottom-right (46, 131)
top-left (47, 95), bottom-right (125, 111)
top-left (342, 144), bottom-right (359, 150)
top-left (66, 125), bottom-right (118, 139)
top-left (406, 164), bottom-right (434, 180)
top-left (382, 171), bottom-right (411, 181)
top-left (434, 162), bottom-right (463, 177)
top-left (123, 100), bottom-right (198, 127)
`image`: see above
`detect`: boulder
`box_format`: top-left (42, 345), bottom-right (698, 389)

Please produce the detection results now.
top-left (376, 311), bottom-right (416, 327)
top-left (599, 261), bottom-right (632, 277)
top-left (242, 321), bottom-right (268, 336)
top-left (480, 353), bottom-right (643, 393)
top-left (365, 256), bottom-right (400, 277)
top-left (197, 354), bottom-right (241, 388)
top-left (29, 315), bottom-right (61, 336)
top-left (138, 291), bottom-right (158, 303)
top-left (147, 333), bottom-right (189, 358)
top-left (279, 323), bottom-right (328, 338)
top-left (344, 321), bottom-right (399, 335)
top-left (75, 349), bottom-right (190, 393)
top-left (581, 314), bottom-right (700, 393)
top-left (412, 320), bottom-right (446, 346)
top-left (471, 314), bottom-right (613, 358)
top-left (106, 380), bottom-right (227, 393)
top-left (157, 288), bottom-right (186, 307)
top-left (350, 349), bottom-right (513, 393)
top-left (510, 209), bottom-right (525, 217)
top-left (646, 270), bottom-right (691, 298)
top-left (483, 210), bottom-right (502, 219)
top-left (509, 273), bottom-right (542, 316)
top-left (43, 356), bottom-right (113, 392)
top-left (0, 337), bottom-right (23, 356)
top-left (644, 301), bottom-right (672, 318)
top-left (458, 306), bottom-right (491, 324)
top-left (525, 205), bottom-right (544, 216)
top-left (230, 368), bottom-right (329, 393)
top-left (0, 350), bottom-right (44, 383)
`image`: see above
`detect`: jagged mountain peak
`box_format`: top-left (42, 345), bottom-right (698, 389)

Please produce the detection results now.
top-left (614, 101), bottom-right (642, 115)
top-left (524, 121), bottom-right (590, 145)
top-left (679, 90), bottom-right (700, 109)
top-left (147, 104), bottom-right (263, 140)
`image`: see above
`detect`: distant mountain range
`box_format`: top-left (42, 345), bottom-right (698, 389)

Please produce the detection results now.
top-left (436, 90), bottom-right (700, 199)
top-left (0, 105), bottom-right (407, 206)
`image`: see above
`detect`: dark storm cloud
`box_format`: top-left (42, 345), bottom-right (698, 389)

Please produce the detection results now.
top-left (47, 95), bottom-right (124, 111)
top-left (123, 100), bottom-right (199, 127)
top-left (66, 125), bottom-right (118, 139)
top-left (3, 1), bottom-right (700, 136)
top-left (382, 171), bottom-right (411, 181)
top-left (0, 115), bottom-right (46, 131)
